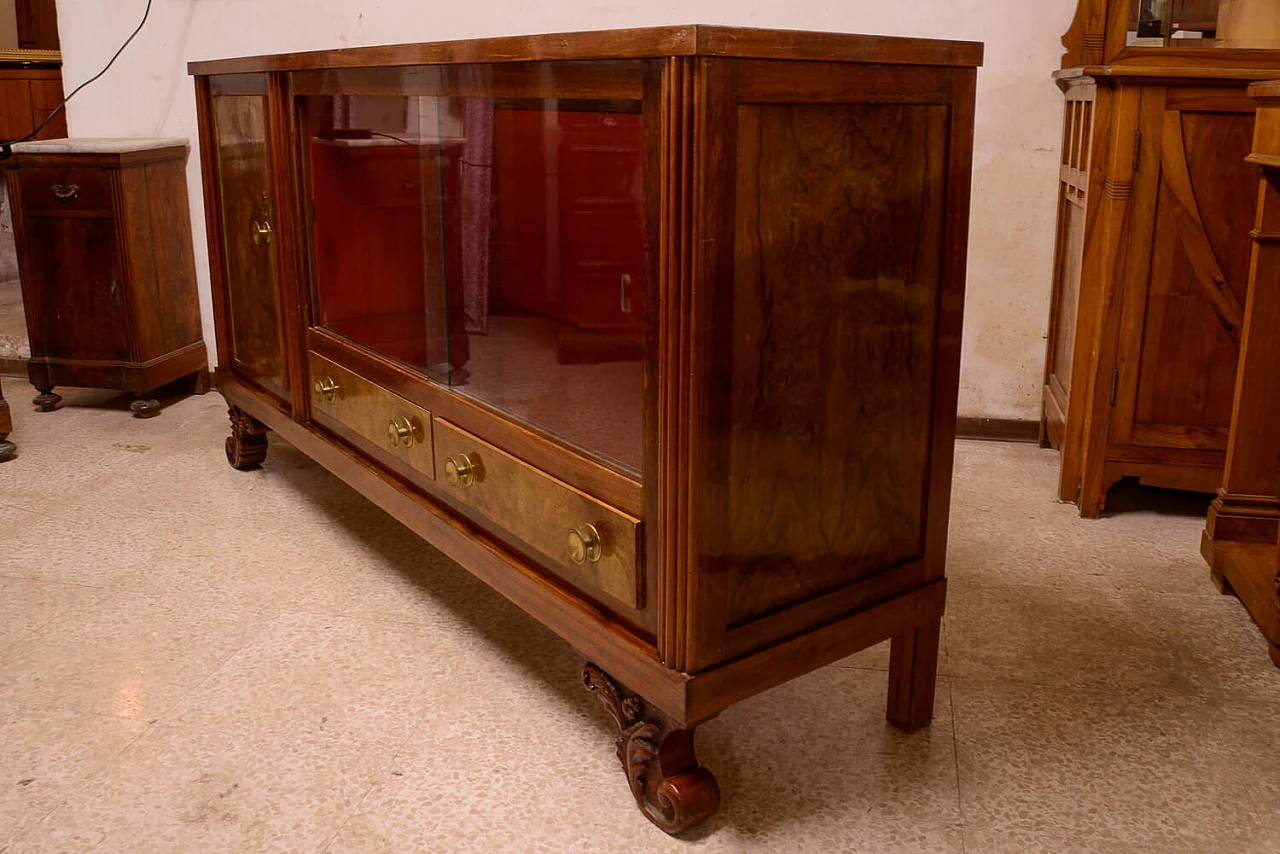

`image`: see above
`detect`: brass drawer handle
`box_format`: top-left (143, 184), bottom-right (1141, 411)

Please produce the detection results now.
top-left (567, 524), bottom-right (602, 564)
top-left (444, 453), bottom-right (476, 488)
top-left (251, 220), bottom-right (273, 245)
top-left (313, 376), bottom-right (339, 403)
top-left (388, 417), bottom-right (416, 448)
top-left (51, 183), bottom-right (80, 200)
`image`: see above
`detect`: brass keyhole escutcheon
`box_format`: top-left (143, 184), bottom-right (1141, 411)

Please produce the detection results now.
top-left (567, 524), bottom-right (602, 564)
top-left (444, 454), bottom-right (475, 488)
top-left (313, 376), bottom-right (339, 403)
top-left (387, 417), bottom-right (415, 448)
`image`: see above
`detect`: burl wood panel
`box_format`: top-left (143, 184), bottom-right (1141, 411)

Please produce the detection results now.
top-left (713, 103), bottom-right (947, 629)
top-left (1132, 111), bottom-right (1256, 440)
top-left (212, 92), bottom-right (287, 396)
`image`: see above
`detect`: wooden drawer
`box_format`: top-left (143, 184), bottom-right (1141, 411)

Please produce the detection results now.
top-left (308, 352), bottom-right (434, 479)
top-left (17, 166), bottom-right (114, 214)
top-left (433, 418), bottom-right (641, 609)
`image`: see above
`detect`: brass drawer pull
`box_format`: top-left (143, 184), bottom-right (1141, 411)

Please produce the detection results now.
top-left (314, 376), bottom-right (339, 403)
top-left (567, 524), bottom-right (602, 564)
top-left (388, 417), bottom-right (416, 448)
top-left (444, 453), bottom-right (476, 488)
top-left (51, 183), bottom-right (80, 200)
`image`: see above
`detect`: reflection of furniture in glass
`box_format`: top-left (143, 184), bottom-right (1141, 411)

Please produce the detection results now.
top-left (190, 27), bottom-right (982, 833)
top-left (0, 376), bottom-right (13, 461)
top-left (1, 139), bottom-right (209, 417)
top-left (1201, 80), bottom-right (1280, 667)
top-left (1043, 0), bottom-right (1280, 516)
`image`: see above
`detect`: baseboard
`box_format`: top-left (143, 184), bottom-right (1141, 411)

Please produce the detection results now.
top-left (955, 417), bottom-right (1040, 443)
top-left (0, 357), bottom-right (26, 378)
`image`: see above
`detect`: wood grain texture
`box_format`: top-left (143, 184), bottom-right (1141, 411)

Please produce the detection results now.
top-left (701, 99), bottom-right (946, 652)
top-left (188, 26), bottom-right (982, 76)
top-left (210, 90), bottom-right (288, 399)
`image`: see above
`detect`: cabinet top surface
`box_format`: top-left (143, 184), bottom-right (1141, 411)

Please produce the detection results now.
top-left (9, 137), bottom-right (189, 155)
top-left (187, 24), bottom-right (983, 76)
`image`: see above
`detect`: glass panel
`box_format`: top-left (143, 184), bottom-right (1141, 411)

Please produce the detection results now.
top-left (1126, 0), bottom-right (1280, 48)
top-left (212, 92), bottom-right (287, 394)
top-left (304, 74), bottom-right (644, 471)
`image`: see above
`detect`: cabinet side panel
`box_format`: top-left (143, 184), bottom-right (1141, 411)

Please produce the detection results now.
top-left (715, 102), bottom-right (947, 628)
top-left (144, 159), bottom-right (202, 354)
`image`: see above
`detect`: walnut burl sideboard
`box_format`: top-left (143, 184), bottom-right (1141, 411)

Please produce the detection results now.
top-left (189, 26), bottom-right (981, 833)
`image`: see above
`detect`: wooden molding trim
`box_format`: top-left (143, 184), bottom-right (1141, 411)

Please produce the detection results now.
top-left (955, 417), bottom-right (1040, 443)
top-left (0, 357), bottom-right (28, 377)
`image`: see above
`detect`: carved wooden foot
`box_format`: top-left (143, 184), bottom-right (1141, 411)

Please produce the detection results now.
top-left (583, 664), bottom-right (720, 835)
top-left (0, 440), bottom-right (14, 462)
top-left (32, 387), bottom-right (61, 412)
top-left (225, 405), bottom-right (268, 470)
top-left (130, 395), bottom-right (161, 418)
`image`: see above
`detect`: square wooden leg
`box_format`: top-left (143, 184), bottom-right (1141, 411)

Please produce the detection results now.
top-left (887, 617), bottom-right (941, 733)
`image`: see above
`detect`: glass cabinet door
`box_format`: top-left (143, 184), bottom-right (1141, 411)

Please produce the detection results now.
top-left (300, 62), bottom-right (647, 471)
top-left (210, 75), bottom-right (288, 399)
top-left (1127, 0), bottom-right (1280, 48)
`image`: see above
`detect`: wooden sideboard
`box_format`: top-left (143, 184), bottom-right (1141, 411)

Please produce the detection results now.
top-left (1201, 79), bottom-right (1280, 667)
top-left (190, 26), bottom-right (981, 833)
top-left (1043, 0), bottom-right (1280, 516)
top-left (0, 54), bottom-right (66, 142)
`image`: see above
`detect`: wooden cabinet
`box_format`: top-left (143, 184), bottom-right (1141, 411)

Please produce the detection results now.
top-left (0, 376), bottom-right (13, 461)
top-left (1201, 79), bottom-right (1280, 667)
top-left (2, 140), bottom-right (209, 416)
top-left (0, 57), bottom-right (67, 142)
top-left (190, 26), bottom-right (981, 833)
top-left (1043, 0), bottom-right (1280, 516)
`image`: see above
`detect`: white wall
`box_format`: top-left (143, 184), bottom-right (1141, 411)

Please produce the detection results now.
top-left (52, 0), bottom-right (1073, 421)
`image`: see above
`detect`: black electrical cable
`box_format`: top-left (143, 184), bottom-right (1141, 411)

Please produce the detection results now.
top-left (0, 0), bottom-right (154, 160)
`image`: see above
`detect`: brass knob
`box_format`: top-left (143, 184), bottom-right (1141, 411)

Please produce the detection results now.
top-left (313, 376), bottom-right (339, 403)
top-left (567, 524), bottom-right (602, 564)
top-left (388, 417), bottom-right (415, 448)
top-left (251, 220), bottom-right (273, 245)
top-left (444, 454), bottom-right (475, 488)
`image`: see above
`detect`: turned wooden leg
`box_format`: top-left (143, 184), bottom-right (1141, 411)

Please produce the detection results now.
top-left (0, 440), bottom-right (14, 462)
top-left (225, 405), bottom-right (269, 470)
top-left (187, 368), bottom-right (211, 395)
top-left (887, 617), bottom-right (941, 733)
top-left (130, 393), bottom-right (161, 418)
top-left (583, 664), bottom-right (720, 835)
top-left (32, 385), bottom-right (61, 412)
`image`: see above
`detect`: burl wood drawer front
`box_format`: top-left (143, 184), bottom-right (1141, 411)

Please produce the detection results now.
top-left (17, 167), bottom-right (113, 214)
top-left (308, 353), bottom-right (435, 479)
top-left (433, 418), bottom-right (641, 609)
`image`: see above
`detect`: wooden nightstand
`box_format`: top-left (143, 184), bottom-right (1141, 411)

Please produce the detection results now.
top-left (2, 138), bottom-right (208, 417)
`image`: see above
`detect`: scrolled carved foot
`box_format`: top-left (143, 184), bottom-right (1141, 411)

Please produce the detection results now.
top-left (583, 664), bottom-right (720, 835)
top-left (33, 388), bottom-right (61, 412)
top-left (225, 405), bottom-right (269, 470)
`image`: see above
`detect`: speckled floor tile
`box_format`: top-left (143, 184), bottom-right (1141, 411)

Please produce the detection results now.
top-left (0, 709), bottom-right (147, 849)
top-left (0, 590), bottom-right (271, 719)
top-left (952, 682), bottom-right (1280, 853)
top-left (0, 577), bottom-right (99, 654)
top-left (11, 723), bottom-right (389, 854)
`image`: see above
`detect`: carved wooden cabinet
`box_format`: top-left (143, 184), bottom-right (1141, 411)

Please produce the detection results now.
top-left (1201, 79), bottom-right (1280, 667)
top-left (1043, 0), bottom-right (1280, 516)
top-left (190, 26), bottom-right (981, 833)
top-left (0, 376), bottom-right (13, 461)
top-left (2, 140), bottom-right (209, 416)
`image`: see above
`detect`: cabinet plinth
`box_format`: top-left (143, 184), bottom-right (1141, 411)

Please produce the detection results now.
top-left (191, 25), bottom-right (981, 833)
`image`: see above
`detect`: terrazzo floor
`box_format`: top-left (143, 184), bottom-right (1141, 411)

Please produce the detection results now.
top-left (1, 383), bottom-right (1279, 853)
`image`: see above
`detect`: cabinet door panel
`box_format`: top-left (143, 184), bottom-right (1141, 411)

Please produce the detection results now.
top-left (211, 88), bottom-right (288, 398)
top-left (1117, 106), bottom-right (1254, 451)
top-left (23, 217), bottom-right (127, 362)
